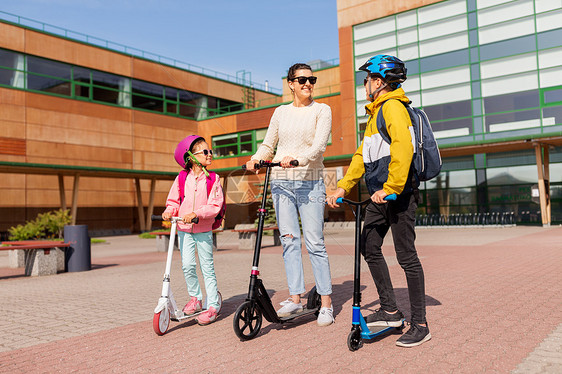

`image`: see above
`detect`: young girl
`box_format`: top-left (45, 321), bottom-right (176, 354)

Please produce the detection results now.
top-left (162, 135), bottom-right (224, 325)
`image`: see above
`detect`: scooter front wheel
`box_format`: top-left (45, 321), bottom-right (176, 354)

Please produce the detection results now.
top-left (153, 308), bottom-right (170, 336)
top-left (347, 328), bottom-right (363, 351)
top-left (233, 301), bottom-right (262, 341)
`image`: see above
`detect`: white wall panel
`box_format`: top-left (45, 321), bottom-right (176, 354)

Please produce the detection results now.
top-left (419, 15), bottom-right (467, 40)
top-left (478, 17), bottom-right (534, 44)
top-left (536, 9), bottom-right (562, 32)
top-left (477, 0), bottom-right (517, 10)
top-left (539, 66), bottom-right (562, 88)
top-left (481, 71), bottom-right (537, 97)
top-left (421, 66), bottom-right (470, 90)
top-left (355, 33), bottom-right (396, 56)
top-left (397, 28), bottom-right (418, 45)
top-left (422, 84), bottom-right (471, 106)
top-left (477, 0), bottom-right (533, 27)
top-left (538, 47), bottom-right (562, 69)
top-left (418, 0), bottom-right (466, 24)
top-left (396, 10), bottom-right (417, 29)
top-left (403, 75), bottom-right (420, 91)
top-left (354, 18), bottom-right (395, 41)
top-left (398, 44), bottom-right (419, 61)
top-left (480, 53), bottom-right (537, 79)
top-left (419, 33), bottom-right (468, 57)
top-left (407, 92), bottom-right (421, 106)
top-left (535, 0), bottom-right (562, 13)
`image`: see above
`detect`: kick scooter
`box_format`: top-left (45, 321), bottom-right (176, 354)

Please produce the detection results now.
top-left (232, 160), bottom-right (321, 341)
top-left (151, 215), bottom-right (222, 336)
top-left (336, 194), bottom-right (405, 351)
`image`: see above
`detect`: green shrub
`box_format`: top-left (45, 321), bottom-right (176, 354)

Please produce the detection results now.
top-left (8, 209), bottom-right (72, 241)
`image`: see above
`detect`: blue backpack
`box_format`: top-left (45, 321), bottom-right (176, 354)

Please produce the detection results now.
top-left (376, 99), bottom-right (442, 182)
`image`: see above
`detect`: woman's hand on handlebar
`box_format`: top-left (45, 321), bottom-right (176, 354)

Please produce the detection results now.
top-left (327, 188), bottom-right (346, 208)
top-left (161, 212), bottom-right (172, 221)
top-left (280, 156), bottom-right (297, 169)
top-left (245, 160), bottom-right (259, 174)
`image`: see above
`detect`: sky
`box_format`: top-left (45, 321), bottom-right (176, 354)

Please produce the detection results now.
top-left (0, 0), bottom-right (340, 92)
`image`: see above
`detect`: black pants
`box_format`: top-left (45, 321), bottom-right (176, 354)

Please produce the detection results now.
top-left (361, 190), bottom-right (426, 324)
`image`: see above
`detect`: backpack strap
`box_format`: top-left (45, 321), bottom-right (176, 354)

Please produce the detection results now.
top-left (376, 99), bottom-right (410, 145)
top-left (206, 171), bottom-right (217, 199)
top-left (178, 169), bottom-right (188, 205)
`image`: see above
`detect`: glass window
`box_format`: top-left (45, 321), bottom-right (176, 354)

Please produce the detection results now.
top-left (132, 80), bottom-right (164, 112)
top-left (425, 169), bottom-right (476, 189)
top-left (418, 49), bottom-right (469, 74)
top-left (441, 155), bottom-right (475, 171)
top-left (543, 106), bottom-right (562, 126)
top-left (483, 90), bottom-right (539, 114)
top-left (424, 101), bottom-right (472, 121)
top-left (91, 70), bottom-right (121, 104)
top-left (27, 56), bottom-right (71, 96)
top-left (213, 134), bottom-right (238, 157)
top-left (537, 28), bottom-right (562, 50)
top-left (487, 150), bottom-right (536, 168)
top-left (487, 165), bottom-right (538, 184)
top-left (485, 109), bottom-right (541, 132)
top-left (0, 49), bottom-right (23, 87)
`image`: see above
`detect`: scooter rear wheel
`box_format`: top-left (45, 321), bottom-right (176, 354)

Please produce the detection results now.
top-left (153, 308), bottom-right (170, 336)
top-left (233, 301), bottom-right (262, 341)
top-left (306, 286), bottom-right (322, 316)
top-left (347, 328), bottom-right (363, 351)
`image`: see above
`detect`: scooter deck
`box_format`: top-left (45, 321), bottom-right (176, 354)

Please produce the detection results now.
top-left (171, 309), bottom-right (207, 322)
top-left (277, 307), bottom-right (318, 322)
top-left (361, 319), bottom-right (405, 339)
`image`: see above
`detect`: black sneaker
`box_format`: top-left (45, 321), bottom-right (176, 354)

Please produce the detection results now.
top-left (365, 308), bottom-right (404, 327)
top-left (396, 323), bottom-right (431, 347)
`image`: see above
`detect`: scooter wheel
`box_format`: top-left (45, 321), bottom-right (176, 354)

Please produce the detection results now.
top-left (306, 286), bottom-right (322, 316)
top-left (233, 301), bottom-right (262, 341)
top-left (347, 329), bottom-right (363, 352)
top-left (153, 309), bottom-right (170, 336)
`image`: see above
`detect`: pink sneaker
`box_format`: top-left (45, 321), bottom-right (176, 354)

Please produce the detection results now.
top-left (182, 297), bottom-right (202, 315)
top-left (196, 306), bottom-right (218, 325)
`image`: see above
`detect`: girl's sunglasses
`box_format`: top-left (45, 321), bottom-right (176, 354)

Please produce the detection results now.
top-left (192, 149), bottom-right (213, 156)
top-left (292, 76), bottom-right (317, 85)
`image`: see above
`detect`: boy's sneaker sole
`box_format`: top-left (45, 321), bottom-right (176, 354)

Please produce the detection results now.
top-left (366, 320), bottom-right (404, 328)
top-left (277, 307), bottom-right (303, 317)
top-left (396, 332), bottom-right (432, 347)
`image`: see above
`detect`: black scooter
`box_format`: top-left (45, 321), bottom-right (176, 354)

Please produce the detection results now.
top-left (232, 160), bottom-right (321, 341)
top-left (336, 195), bottom-right (404, 351)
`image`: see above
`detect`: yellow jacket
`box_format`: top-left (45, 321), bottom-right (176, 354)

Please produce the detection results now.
top-left (337, 88), bottom-right (416, 195)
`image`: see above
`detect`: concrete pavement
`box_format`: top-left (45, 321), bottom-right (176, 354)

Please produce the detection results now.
top-left (0, 225), bottom-right (560, 373)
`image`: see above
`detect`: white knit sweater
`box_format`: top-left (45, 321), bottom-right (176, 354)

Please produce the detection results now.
top-left (252, 101), bottom-right (332, 181)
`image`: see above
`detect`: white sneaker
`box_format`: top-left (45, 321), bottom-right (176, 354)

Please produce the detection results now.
top-left (317, 306), bottom-right (334, 326)
top-left (276, 301), bottom-right (303, 317)
top-left (279, 297), bottom-right (293, 306)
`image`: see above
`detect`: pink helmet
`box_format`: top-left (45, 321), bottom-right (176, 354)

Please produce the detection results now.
top-left (174, 135), bottom-right (204, 169)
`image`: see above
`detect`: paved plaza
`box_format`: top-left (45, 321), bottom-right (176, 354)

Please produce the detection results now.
top-left (0, 225), bottom-right (561, 373)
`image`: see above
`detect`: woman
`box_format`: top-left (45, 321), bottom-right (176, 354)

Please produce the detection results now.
top-left (245, 63), bottom-right (333, 326)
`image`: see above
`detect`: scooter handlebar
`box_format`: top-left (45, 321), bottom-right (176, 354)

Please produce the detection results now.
top-left (150, 215), bottom-right (198, 223)
top-left (336, 193), bottom-right (397, 206)
top-left (242, 160), bottom-right (298, 170)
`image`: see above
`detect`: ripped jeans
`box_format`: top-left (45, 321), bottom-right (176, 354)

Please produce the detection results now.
top-left (271, 179), bottom-right (332, 296)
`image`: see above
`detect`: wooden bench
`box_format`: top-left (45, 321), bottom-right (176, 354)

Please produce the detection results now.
top-left (232, 224), bottom-right (281, 250)
top-left (1, 240), bottom-right (70, 276)
top-left (148, 230), bottom-right (223, 252)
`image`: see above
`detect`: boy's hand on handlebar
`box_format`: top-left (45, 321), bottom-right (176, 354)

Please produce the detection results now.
top-left (280, 156), bottom-right (297, 169)
top-left (327, 188), bottom-right (346, 208)
top-left (183, 212), bottom-right (197, 223)
top-left (371, 190), bottom-right (389, 204)
top-left (162, 212), bottom-right (172, 221)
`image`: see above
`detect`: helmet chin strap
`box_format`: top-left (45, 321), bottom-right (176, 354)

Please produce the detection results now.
top-left (187, 151), bottom-right (210, 177)
top-left (368, 79), bottom-right (388, 100)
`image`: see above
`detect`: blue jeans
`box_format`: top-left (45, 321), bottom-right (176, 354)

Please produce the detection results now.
top-left (177, 231), bottom-right (219, 309)
top-left (271, 179), bottom-right (332, 296)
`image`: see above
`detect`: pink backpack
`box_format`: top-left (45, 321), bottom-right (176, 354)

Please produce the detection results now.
top-left (178, 170), bottom-right (226, 230)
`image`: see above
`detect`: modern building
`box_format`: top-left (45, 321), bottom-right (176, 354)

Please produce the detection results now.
top-left (1, 0), bottom-right (561, 238)
top-left (338, 0), bottom-right (561, 226)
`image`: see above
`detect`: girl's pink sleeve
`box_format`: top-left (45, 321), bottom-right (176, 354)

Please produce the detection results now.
top-left (163, 176), bottom-right (180, 216)
top-left (194, 175), bottom-right (224, 219)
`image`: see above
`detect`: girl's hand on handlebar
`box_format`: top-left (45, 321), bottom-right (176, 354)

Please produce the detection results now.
top-left (162, 212), bottom-right (172, 221)
top-left (280, 156), bottom-right (297, 169)
top-left (371, 190), bottom-right (389, 204)
top-left (327, 188), bottom-right (346, 208)
top-left (182, 212), bottom-right (197, 223)
top-left (245, 160), bottom-right (259, 174)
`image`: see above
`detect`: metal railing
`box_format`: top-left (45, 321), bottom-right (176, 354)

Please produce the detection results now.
top-left (0, 11), bottom-right (282, 94)
top-left (416, 212), bottom-right (516, 227)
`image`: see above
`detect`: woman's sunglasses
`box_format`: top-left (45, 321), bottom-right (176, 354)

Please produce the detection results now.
top-left (192, 149), bottom-right (213, 156)
top-left (292, 76), bottom-right (317, 85)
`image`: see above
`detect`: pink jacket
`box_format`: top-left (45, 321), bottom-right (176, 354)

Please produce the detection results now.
top-left (163, 170), bottom-right (224, 233)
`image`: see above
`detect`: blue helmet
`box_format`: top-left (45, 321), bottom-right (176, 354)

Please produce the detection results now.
top-left (359, 55), bottom-right (407, 88)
